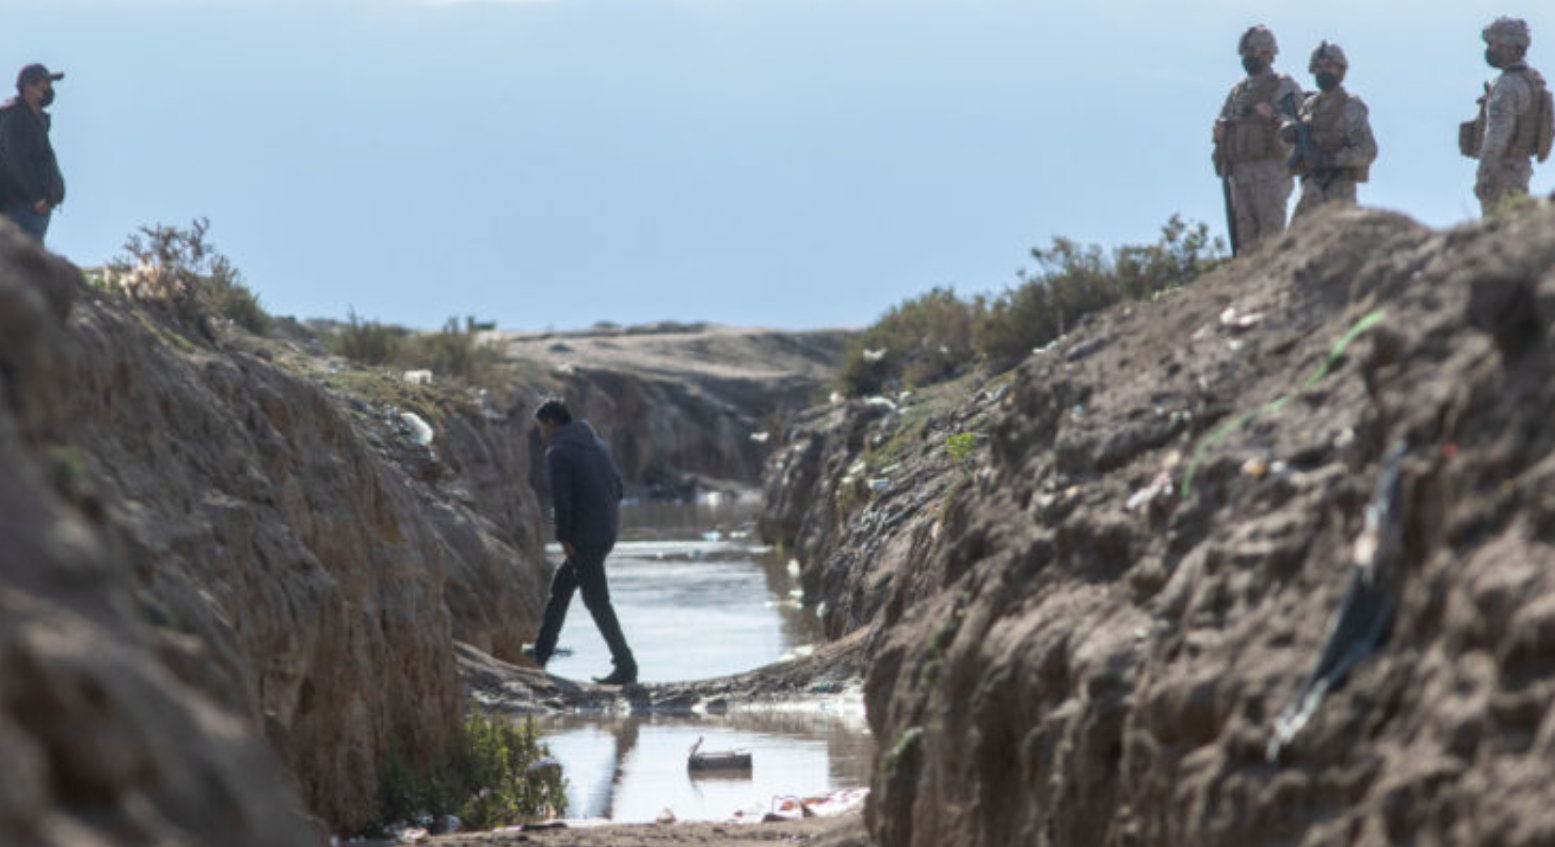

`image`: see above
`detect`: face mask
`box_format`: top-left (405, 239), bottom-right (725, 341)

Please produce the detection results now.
top-left (1242, 55), bottom-right (1266, 75)
top-left (1315, 72), bottom-right (1340, 92)
top-left (39, 88), bottom-right (54, 107)
top-left (1485, 48), bottom-right (1502, 69)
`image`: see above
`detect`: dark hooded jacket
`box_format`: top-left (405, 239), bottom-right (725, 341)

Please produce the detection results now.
top-left (546, 420), bottom-right (623, 549)
top-left (0, 96), bottom-right (64, 208)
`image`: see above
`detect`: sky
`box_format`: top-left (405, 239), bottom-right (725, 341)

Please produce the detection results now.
top-left (3, 0), bottom-right (1551, 331)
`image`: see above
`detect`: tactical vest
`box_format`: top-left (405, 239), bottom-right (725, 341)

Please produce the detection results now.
top-left (1222, 73), bottom-right (1288, 164)
top-left (1305, 91), bottom-right (1370, 182)
top-left (1461, 67), bottom-right (1555, 162)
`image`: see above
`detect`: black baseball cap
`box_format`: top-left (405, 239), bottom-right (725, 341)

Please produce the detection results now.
top-left (16, 64), bottom-right (64, 90)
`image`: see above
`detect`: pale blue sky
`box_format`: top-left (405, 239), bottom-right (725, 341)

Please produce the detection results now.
top-left (5, 1), bottom-right (1550, 330)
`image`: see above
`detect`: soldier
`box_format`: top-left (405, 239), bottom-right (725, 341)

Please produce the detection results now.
top-left (1214, 25), bottom-right (1302, 255)
top-left (1283, 42), bottom-right (1379, 220)
top-left (1465, 17), bottom-right (1551, 216)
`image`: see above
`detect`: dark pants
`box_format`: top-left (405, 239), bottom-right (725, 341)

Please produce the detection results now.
top-left (533, 544), bottom-right (635, 669)
top-left (2, 204), bottom-right (50, 243)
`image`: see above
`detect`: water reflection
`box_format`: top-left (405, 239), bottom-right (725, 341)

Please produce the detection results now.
top-left (543, 500), bottom-right (826, 685)
top-left (535, 500), bottom-right (871, 823)
top-left (537, 710), bottom-right (872, 823)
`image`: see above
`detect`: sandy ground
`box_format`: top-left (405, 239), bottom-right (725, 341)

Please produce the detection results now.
top-left (489, 326), bottom-right (854, 384)
top-left (433, 813), bottom-right (869, 846)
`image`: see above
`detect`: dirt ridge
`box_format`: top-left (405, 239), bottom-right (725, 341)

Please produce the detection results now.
top-left (763, 208), bottom-right (1555, 846)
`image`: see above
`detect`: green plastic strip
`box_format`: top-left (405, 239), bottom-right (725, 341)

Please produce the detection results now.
top-left (1180, 308), bottom-right (1387, 499)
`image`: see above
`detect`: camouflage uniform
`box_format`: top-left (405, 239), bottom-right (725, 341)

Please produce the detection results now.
top-left (1473, 18), bottom-right (1546, 215)
top-left (1286, 43), bottom-right (1378, 220)
top-left (1215, 26), bottom-right (1301, 253)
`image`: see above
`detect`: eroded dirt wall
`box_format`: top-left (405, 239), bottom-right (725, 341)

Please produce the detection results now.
top-left (865, 209), bottom-right (1555, 846)
top-left (765, 208), bottom-right (1555, 846)
top-left (2, 226), bottom-right (554, 834)
top-left (0, 226), bottom-right (321, 846)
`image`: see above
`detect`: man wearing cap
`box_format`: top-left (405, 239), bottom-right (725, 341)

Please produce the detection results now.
top-left (1213, 25), bottom-right (1303, 255)
top-left (1467, 17), bottom-right (1549, 215)
top-left (0, 64), bottom-right (66, 243)
top-left (1282, 42), bottom-right (1378, 220)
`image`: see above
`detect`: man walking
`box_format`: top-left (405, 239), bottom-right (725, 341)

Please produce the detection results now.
top-left (529, 398), bottom-right (638, 686)
top-left (0, 63), bottom-right (66, 243)
top-left (1214, 25), bottom-right (1302, 255)
top-left (1283, 42), bottom-right (1379, 220)
top-left (1465, 17), bottom-right (1551, 216)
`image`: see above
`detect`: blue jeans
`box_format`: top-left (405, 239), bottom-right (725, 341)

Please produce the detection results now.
top-left (3, 204), bottom-right (50, 242)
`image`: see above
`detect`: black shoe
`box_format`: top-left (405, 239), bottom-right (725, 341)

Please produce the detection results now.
top-left (521, 646), bottom-right (549, 670)
top-left (593, 664), bottom-right (638, 686)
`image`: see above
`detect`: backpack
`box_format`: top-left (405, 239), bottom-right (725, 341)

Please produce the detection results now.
top-left (1461, 72), bottom-right (1555, 162)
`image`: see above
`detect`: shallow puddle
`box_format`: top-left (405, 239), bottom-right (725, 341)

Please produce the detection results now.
top-left (533, 499), bottom-right (873, 823)
top-left (537, 709), bottom-right (872, 823)
top-left (541, 498), bottom-right (827, 685)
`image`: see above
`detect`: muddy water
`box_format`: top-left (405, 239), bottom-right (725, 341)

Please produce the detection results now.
top-left (535, 499), bottom-right (874, 823)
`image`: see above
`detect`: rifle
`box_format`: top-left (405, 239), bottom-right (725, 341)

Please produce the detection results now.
top-left (1221, 170), bottom-right (1240, 257)
top-left (1278, 92), bottom-right (1338, 190)
top-left (1214, 122), bottom-right (1240, 257)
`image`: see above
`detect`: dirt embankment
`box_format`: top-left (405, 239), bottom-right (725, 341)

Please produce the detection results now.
top-left (0, 228), bottom-right (322, 844)
top-left (758, 379), bottom-right (1007, 640)
top-left (496, 326), bottom-right (854, 497)
top-left (0, 227), bottom-right (567, 839)
top-left (763, 208), bottom-right (1555, 846)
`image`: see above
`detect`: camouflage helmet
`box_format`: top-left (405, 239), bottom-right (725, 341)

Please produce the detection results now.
top-left (1239, 25), bottom-right (1278, 57)
top-left (1309, 41), bottom-right (1349, 71)
top-left (1482, 17), bottom-right (1531, 49)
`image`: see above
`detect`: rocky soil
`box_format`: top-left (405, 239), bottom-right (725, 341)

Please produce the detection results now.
top-left (758, 375), bottom-right (1007, 640)
top-left (0, 226), bottom-right (321, 845)
top-left (457, 630), bottom-right (868, 718)
top-left (761, 206), bottom-right (1555, 846)
top-left (431, 814), bottom-right (869, 847)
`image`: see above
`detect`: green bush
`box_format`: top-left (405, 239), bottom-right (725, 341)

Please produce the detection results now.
top-left (399, 317), bottom-right (503, 386)
top-left (945, 432), bottom-right (977, 462)
top-left (376, 711), bottom-right (568, 832)
top-left (329, 314), bottom-right (504, 388)
top-left (838, 215), bottom-right (1227, 395)
top-left (839, 287), bottom-right (977, 396)
top-left (109, 218), bottom-right (271, 336)
top-left (976, 214), bottom-right (1226, 365)
top-left (1486, 190), bottom-right (1542, 221)
top-left (331, 308), bottom-right (406, 365)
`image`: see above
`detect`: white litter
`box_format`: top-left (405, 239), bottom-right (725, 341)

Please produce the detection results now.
top-left (399, 412), bottom-right (434, 447)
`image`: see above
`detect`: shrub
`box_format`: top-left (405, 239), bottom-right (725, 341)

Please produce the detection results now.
top-left (399, 317), bottom-right (503, 386)
top-left (1486, 190), bottom-right (1542, 221)
top-left (945, 432), bottom-right (977, 462)
top-left (376, 711), bottom-right (568, 832)
top-left (839, 287), bottom-right (977, 396)
top-left (976, 214), bottom-right (1226, 365)
top-left (109, 218), bottom-right (271, 335)
top-left (328, 314), bottom-right (506, 391)
top-left (837, 214), bottom-right (1227, 395)
top-left (331, 308), bottom-right (406, 365)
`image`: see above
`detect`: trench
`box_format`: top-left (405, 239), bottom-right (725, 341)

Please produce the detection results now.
top-left (533, 498), bottom-right (874, 823)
